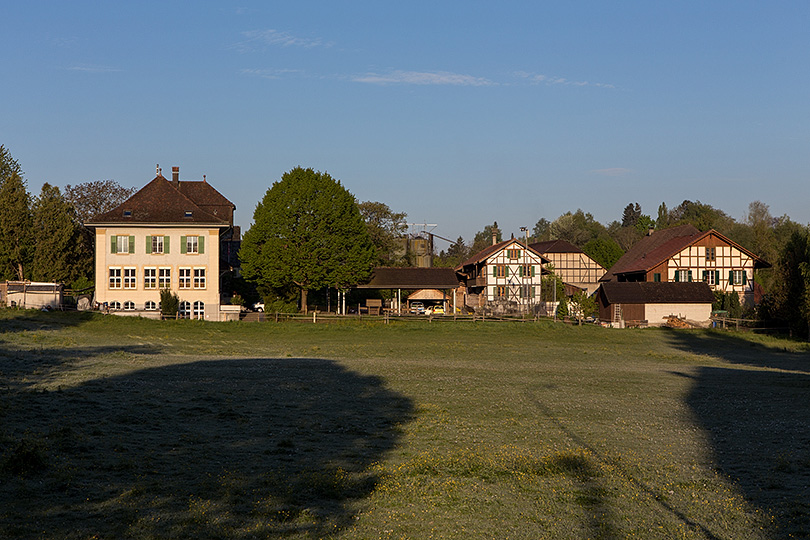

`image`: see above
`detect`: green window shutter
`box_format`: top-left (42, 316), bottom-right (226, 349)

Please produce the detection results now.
top-left (492, 265), bottom-right (496, 277)
top-left (742, 271), bottom-right (747, 285)
top-left (519, 266), bottom-right (524, 277)
top-left (729, 270), bottom-right (734, 285)
top-left (702, 270), bottom-right (707, 282)
top-left (674, 271), bottom-right (680, 282)
top-left (715, 270), bottom-right (720, 284)
top-left (198, 235), bottom-right (205, 254)
top-left (110, 235), bottom-right (117, 254)
top-left (128, 235), bottom-right (135, 254)
top-left (531, 265), bottom-right (535, 277)
top-left (688, 270), bottom-right (692, 282)
top-left (180, 236), bottom-right (187, 254)
top-left (146, 236), bottom-right (152, 254)
top-left (505, 266), bottom-right (509, 277)
top-left (164, 236), bottom-right (170, 254)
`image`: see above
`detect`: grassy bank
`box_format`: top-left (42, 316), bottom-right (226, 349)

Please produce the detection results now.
top-left (1, 310), bottom-right (809, 539)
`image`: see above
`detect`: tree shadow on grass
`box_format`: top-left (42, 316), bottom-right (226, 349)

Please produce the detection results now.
top-left (664, 330), bottom-right (810, 538)
top-left (0, 357), bottom-right (413, 539)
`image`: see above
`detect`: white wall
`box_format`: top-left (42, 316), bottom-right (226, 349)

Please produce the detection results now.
top-left (645, 303), bottom-right (712, 326)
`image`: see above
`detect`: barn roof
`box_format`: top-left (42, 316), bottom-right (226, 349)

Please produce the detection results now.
top-left (356, 267), bottom-right (460, 289)
top-left (529, 239), bottom-right (584, 254)
top-left (598, 281), bottom-right (714, 304)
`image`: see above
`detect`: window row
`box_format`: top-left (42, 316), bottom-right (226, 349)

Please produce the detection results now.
top-left (493, 285), bottom-right (537, 298)
top-left (668, 269), bottom-right (748, 285)
top-left (492, 265), bottom-right (536, 278)
top-left (104, 300), bottom-right (205, 319)
top-left (109, 267), bottom-right (206, 290)
top-left (111, 235), bottom-right (205, 255)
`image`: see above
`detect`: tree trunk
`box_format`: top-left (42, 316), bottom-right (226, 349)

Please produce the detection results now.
top-left (301, 288), bottom-right (308, 314)
top-left (16, 262), bottom-right (24, 281)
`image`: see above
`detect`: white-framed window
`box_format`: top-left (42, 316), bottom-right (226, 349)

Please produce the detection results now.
top-left (179, 267), bottom-right (192, 289)
top-left (186, 236), bottom-right (198, 254)
top-left (123, 267), bottom-right (137, 289)
top-left (124, 301), bottom-right (135, 311)
top-left (703, 270), bottom-right (717, 285)
top-left (111, 235), bottom-right (133, 254)
top-left (179, 301), bottom-right (191, 319)
top-left (675, 269), bottom-right (692, 282)
top-left (109, 301), bottom-right (121, 310)
top-left (730, 270), bottom-right (746, 286)
top-left (109, 267), bottom-right (122, 289)
top-left (144, 267), bottom-right (157, 289)
top-left (706, 247), bottom-right (716, 262)
top-left (158, 267), bottom-right (171, 289)
top-left (193, 301), bottom-right (205, 320)
top-left (151, 235), bottom-right (164, 254)
top-left (145, 300), bottom-right (157, 311)
top-left (193, 267), bottom-right (206, 289)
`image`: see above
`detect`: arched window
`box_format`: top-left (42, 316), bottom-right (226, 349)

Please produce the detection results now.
top-left (193, 301), bottom-right (205, 320)
top-left (179, 301), bottom-right (191, 319)
top-left (145, 301), bottom-right (157, 311)
top-left (124, 301), bottom-right (135, 311)
top-left (109, 301), bottom-right (121, 310)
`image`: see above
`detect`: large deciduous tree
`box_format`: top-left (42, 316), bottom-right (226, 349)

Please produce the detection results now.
top-left (239, 167), bottom-right (375, 313)
top-left (358, 200), bottom-right (408, 265)
top-left (64, 179), bottom-right (136, 223)
top-left (0, 146), bottom-right (32, 280)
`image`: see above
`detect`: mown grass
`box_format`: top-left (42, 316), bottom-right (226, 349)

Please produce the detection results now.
top-left (1, 310), bottom-right (809, 539)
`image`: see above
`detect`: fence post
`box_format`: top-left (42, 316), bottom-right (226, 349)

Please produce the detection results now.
top-left (313, 311), bottom-right (317, 324)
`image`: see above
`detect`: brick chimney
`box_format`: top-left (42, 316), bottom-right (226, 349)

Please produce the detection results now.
top-left (172, 166), bottom-right (180, 187)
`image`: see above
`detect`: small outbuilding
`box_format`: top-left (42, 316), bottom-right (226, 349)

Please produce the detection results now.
top-left (597, 281), bottom-right (714, 327)
top-left (1, 281), bottom-right (64, 310)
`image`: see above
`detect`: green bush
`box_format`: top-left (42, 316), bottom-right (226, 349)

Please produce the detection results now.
top-left (160, 289), bottom-right (180, 317)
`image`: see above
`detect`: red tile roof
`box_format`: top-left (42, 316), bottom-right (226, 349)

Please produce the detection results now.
top-left (86, 175), bottom-right (234, 226)
top-left (601, 224), bottom-right (770, 281)
top-left (529, 239), bottom-right (584, 254)
top-left (457, 239), bottom-right (549, 269)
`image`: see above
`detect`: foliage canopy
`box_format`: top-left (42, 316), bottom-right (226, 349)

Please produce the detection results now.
top-left (240, 167), bottom-right (375, 312)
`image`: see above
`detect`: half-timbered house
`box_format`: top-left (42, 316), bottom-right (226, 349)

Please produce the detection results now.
top-left (529, 239), bottom-right (606, 296)
top-left (456, 239), bottom-right (549, 314)
top-left (600, 224), bottom-right (770, 306)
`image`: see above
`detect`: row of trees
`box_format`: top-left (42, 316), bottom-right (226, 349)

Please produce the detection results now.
top-left (0, 145), bottom-right (134, 288)
top-left (4, 144), bottom-right (810, 337)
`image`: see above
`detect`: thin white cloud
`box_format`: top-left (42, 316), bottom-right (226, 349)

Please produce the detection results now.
top-left (234, 29), bottom-right (329, 52)
top-left (590, 168), bottom-right (632, 177)
top-left (353, 70), bottom-right (496, 87)
top-left (66, 64), bottom-right (123, 73)
top-left (514, 71), bottom-right (615, 89)
top-left (240, 68), bottom-right (305, 79)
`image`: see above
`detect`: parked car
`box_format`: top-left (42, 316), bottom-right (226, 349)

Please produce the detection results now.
top-left (409, 301), bottom-right (425, 314)
top-left (252, 302), bottom-right (265, 312)
top-left (426, 305), bottom-right (445, 315)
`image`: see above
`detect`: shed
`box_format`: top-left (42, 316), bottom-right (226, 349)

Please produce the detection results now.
top-left (597, 281), bottom-right (713, 327)
top-left (1, 281), bottom-right (64, 310)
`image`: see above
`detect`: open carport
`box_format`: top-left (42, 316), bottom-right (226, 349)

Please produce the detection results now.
top-left (355, 267), bottom-right (461, 315)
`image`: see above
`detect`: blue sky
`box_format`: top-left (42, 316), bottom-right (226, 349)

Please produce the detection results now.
top-left (3, 1), bottom-right (809, 246)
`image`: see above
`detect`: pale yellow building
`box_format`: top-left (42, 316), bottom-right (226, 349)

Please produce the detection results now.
top-left (86, 166), bottom-right (237, 321)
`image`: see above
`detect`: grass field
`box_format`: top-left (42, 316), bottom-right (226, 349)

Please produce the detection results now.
top-left (1, 310), bottom-right (809, 539)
